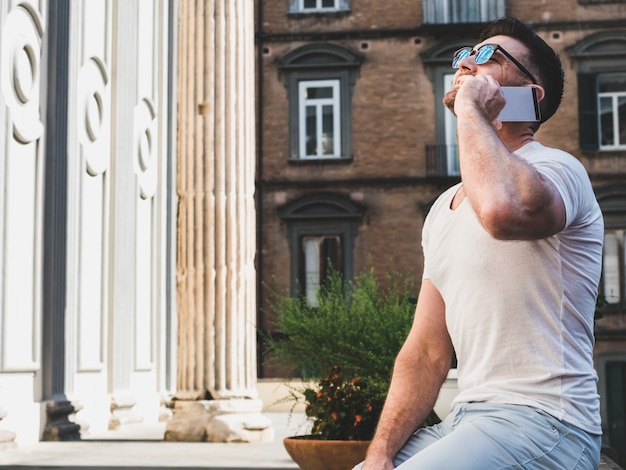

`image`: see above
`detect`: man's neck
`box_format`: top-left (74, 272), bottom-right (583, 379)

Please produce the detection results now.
top-left (498, 123), bottom-right (536, 152)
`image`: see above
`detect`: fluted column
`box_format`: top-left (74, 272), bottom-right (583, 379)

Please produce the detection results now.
top-left (177, 0), bottom-right (257, 399)
top-left (170, 0), bottom-right (265, 442)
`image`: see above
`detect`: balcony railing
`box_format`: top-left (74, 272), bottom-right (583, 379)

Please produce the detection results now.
top-left (426, 144), bottom-right (460, 177)
top-left (422, 0), bottom-right (505, 24)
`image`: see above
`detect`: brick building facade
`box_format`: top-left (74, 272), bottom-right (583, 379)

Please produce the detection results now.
top-left (255, 0), bottom-right (626, 454)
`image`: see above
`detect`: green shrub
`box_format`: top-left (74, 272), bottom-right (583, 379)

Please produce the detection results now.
top-left (266, 266), bottom-right (439, 440)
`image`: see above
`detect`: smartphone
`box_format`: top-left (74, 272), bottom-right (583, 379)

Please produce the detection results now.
top-left (499, 86), bottom-right (541, 122)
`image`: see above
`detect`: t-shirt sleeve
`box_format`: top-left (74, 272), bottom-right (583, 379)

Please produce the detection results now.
top-left (530, 151), bottom-right (595, 229)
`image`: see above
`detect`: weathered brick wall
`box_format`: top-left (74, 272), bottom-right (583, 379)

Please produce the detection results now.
top-left (257, 0), bottom-right (626, 378)
top-left (260, 0), bottom-right (422, 34)
top-left (260, 38), bottom-right (436, 180)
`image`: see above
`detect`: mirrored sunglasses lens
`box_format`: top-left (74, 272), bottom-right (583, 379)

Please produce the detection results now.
top-left (452, 48), bottom-right (471, 68)
top-left (474, 45), bottom-right (496, 64)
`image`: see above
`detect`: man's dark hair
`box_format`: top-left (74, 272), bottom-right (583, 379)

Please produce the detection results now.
top-left (479, 17), bottom-right (564, 124)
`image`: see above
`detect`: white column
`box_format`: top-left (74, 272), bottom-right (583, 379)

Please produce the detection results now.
top-left (169, 0), bottom-right (268, 442)
top-left (176, 0), bottom-right (258, 400)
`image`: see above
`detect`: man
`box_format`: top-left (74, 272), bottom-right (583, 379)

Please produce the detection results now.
top-left (356, 17), bottom-right (604, 470)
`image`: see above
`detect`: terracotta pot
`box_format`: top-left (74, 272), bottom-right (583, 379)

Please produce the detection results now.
top-left (283, 435), bottom-right (370, 470)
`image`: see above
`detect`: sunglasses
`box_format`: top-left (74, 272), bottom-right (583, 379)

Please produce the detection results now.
top-left (452, 44), bottom-right (538, 85)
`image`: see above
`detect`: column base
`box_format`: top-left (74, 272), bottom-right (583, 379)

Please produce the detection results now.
top-left (0, 406), bottom-right (15, 448)
top-left (109, 392), bottom-right (144, 430)
top-left (164, 398), bottom-right (274, 443)
top-left (0, 430), bottom-right (16, 449)
top-left (42, 400), bottom-right (82, 441)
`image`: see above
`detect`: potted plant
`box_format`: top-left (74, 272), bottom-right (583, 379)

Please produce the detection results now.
top-left (265, 266), bottom-right (440, 470)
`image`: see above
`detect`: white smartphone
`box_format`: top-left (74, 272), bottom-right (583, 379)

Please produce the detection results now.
top-left (499, 86), bottom-right (541, 122)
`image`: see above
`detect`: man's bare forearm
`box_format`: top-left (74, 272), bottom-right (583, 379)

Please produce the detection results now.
top-left (361, 280), bottom-right (452, 470)
top-left (454, 76), bottom-right (566, 240)
top-left (363, 349), bottom-right (449, 468)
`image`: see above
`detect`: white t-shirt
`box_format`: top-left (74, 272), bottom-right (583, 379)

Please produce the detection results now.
top-left (422, 141), bottom-right (604, 435)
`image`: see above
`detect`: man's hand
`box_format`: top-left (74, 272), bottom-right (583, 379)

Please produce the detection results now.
top-left (454, 75), bottom-right (505, 129)
top-left (361, 453), bottom-right (395, 470)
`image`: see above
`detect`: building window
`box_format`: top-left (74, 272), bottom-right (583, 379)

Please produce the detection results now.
top-left (299, 80), bottom-right (341, 158)
top-left (278, 44), bottom-right (363, 162)
top-left (278, 193), bottom-right (365, 299)
top-left (422, 0), bottom-right (504, 24)
top-left (301, 235), bottom-right (342, 306)
top-left (422, 42), bottom-right (466, 177)
top-left (568, 31), bottom-right (626, 151)
top-left (598, 74), bottom-right (626, 150)
top-left (289, 0), bottom-right (350, 13)
top-left (443, 74), bottom-right (460, 175)
top-left (578, 72), bottom-right (626, 151)
top-left (602, 229), bottom-right (625, 305)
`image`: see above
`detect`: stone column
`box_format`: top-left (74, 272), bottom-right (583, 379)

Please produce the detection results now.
top-left (166, 0), bottom-right (269, 442)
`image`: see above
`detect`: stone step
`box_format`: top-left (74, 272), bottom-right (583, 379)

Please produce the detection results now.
top-left (0, 410), bottom-right (621, 470)
top-left (0, 441), bottom-right (299, 470)
top-left (0, 413), bottom-right (301, 470)
top-left (0, 444), bottom-right (622, 470)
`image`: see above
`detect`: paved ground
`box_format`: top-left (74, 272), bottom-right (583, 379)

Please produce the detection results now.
top-left (0, 412), bottom-right (304, 469)
top-left (0, 412), bottom-right (622, 469)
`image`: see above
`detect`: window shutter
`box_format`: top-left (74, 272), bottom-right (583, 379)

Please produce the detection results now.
top-left (578, 72), bottom-right (599, 150)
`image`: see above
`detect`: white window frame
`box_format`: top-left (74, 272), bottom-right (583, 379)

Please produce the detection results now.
top-left (302, 237), bottom-right (321, 306)
top-left (298, 80), bottom-right (341, 159)
top-left (598, 88), bottom-right (626, 150)
top-left (291, 0), bottom-right (345, 13)
top-left (302, 235), bottom-right (341, 307)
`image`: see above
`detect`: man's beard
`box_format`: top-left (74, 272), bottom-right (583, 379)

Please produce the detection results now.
top-left (442, 88), bottom-right (457, 115)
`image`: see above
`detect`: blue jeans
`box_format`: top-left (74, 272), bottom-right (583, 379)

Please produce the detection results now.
top-left (354, 403), bottom-right (601, 469)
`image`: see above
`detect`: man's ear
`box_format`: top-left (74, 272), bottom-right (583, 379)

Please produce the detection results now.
top-left (530, 84), bottom-right (545, 103)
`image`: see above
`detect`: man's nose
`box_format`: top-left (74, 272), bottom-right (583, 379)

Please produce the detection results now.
top-left (456, 54), bottom-right (477, 74)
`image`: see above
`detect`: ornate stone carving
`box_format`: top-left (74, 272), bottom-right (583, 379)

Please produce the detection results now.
top-left (134, 97), bottom-right (157, 199)
top-left (0, 3), bottom-right (44, 144)
top-left (77, 56), bottom-right (110, 176)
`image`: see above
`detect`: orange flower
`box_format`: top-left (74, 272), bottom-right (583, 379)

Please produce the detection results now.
top-left (354, 414), bottom-right (362, 424)
top-left (331, 412), bottom-right (339, 421)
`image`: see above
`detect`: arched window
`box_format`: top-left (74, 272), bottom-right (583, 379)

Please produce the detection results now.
top-left (278, 43), bottom-right (363, 161)
top-left (278, 193), bottom-right (365, 305)
top-left (568, 31), bottom-right (626, 151)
